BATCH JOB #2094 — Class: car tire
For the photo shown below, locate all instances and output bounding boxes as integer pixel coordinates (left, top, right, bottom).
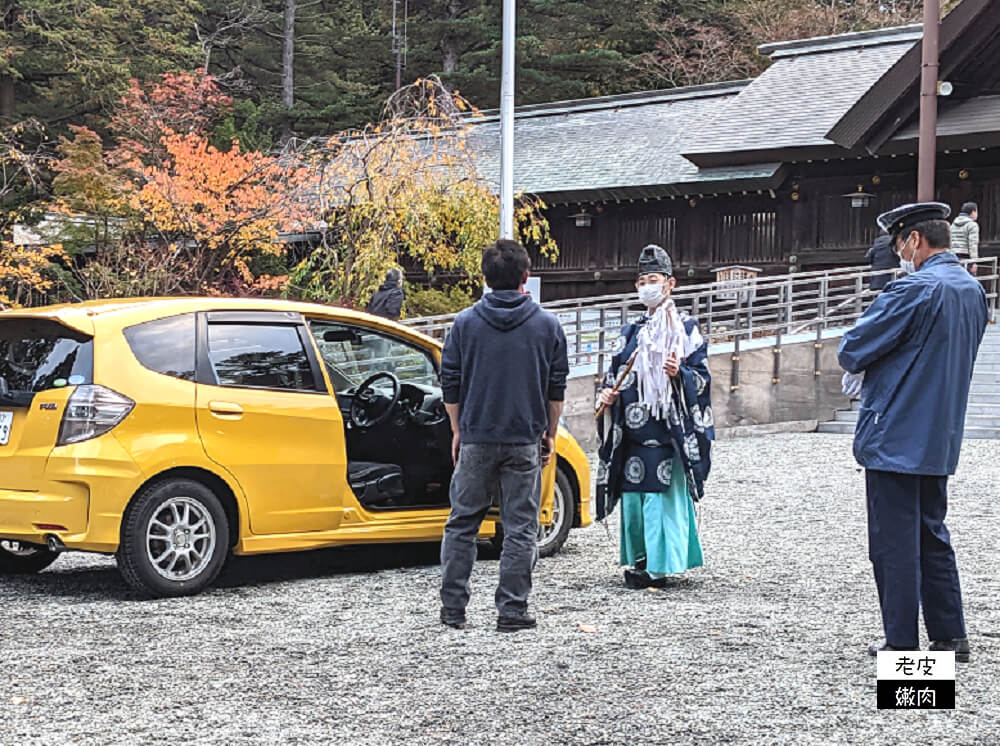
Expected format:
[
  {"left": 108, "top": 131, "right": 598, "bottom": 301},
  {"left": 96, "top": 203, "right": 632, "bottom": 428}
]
[
  {"left": 117, "top": 479, "right": 229, "bottom": 598},
  {"left": 491, "top": 467, "right": 575, "bottom": 558},
  {"left": 0, "top": 540, "right": 59, "bottom": 574}
]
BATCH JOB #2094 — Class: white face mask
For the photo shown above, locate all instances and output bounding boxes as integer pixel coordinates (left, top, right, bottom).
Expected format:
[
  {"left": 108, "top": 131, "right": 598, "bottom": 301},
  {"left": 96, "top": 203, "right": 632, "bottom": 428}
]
[
  {"left": 898, "top": 237, "right": 918, "bottom": 275},
  {"left": 638, "top": 283, "right": 667, "bottom": 308}
]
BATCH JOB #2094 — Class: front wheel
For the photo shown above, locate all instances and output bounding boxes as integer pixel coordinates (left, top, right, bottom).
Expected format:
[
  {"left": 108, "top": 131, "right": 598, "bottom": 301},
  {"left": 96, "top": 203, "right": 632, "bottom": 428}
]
[
  {"left": 0, "top": 540, "right": 59, "bottom": 574},
  {"left": 537, "top": 469, "right": 575, "bottom": 557},
  {"left": 117, "top": 479, "right": 230, "bottom": 598},
  {"left": 491, "top": 467, "right": 576, "bottom": 558}
]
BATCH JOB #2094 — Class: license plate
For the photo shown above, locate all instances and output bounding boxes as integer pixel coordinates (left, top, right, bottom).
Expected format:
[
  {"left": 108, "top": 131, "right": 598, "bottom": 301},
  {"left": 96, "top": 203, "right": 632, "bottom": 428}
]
[{"left": 0, "top": 411, "right": 12, "bottom": 446}]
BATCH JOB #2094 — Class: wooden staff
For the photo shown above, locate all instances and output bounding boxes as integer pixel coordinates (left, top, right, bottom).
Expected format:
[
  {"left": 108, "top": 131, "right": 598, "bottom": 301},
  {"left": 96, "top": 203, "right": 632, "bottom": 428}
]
[{"left": 594, "top": 349, "right": 639, "bottom": 419}]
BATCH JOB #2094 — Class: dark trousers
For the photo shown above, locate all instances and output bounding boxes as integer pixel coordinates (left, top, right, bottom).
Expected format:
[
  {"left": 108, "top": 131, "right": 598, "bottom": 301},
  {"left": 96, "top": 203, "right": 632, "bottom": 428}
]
[
  {"left": 865, "top": 470, "right": 966, "bottom": 647},
  {"left": 440, "top": 443, "right": 541, "bottom": 616}
]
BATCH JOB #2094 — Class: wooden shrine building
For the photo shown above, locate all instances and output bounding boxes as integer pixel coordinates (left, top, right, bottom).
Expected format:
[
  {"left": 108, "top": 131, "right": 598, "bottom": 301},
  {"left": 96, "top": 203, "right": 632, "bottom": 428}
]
[{"left": 470, "top": 0, "right": 1000, "bottom": 300}]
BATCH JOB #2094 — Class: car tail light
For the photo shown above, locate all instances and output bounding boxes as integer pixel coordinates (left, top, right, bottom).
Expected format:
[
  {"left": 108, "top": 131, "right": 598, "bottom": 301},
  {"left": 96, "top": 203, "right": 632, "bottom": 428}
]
[{"left": 57, "top": 385, "right": 134, "bottom": 446}]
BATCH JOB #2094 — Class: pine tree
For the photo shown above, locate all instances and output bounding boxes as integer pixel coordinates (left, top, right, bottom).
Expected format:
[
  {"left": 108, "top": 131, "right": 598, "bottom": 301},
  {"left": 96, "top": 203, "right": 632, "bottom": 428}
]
[{"left": 0, "top": 0, "right": 202, "bottom": 126}]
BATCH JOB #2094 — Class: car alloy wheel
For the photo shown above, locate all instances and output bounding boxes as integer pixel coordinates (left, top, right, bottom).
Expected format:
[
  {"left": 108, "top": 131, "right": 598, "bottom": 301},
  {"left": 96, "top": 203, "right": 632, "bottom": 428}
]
[
  {"left": 537, "top": 485, "right": 566, "bottom": 547},
  {"left": 145, "top": 496, "right": 218, "bottom": 582},
  {"left": 118, "top": 478, "right": 230, "bottom": 597},
  {"left": 536, "top": 468, "right": 575, "bottom": 557}
]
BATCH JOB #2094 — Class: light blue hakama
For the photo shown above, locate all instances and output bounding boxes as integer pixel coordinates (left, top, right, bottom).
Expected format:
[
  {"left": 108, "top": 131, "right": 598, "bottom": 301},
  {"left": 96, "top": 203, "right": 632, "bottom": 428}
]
[{"left": 619, "top": 459, "right": 703, "bottom": 575}]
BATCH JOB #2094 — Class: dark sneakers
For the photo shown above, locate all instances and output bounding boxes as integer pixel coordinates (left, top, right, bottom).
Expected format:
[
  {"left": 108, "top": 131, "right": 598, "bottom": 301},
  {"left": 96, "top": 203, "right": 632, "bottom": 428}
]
[
  {"left": 930, "top": 638, "right": 971, "bottom": 663},
  {"left": 497, "top": 610, "right": 537, "bottom": 632},
  {"left": 440, "top": 607, "right": 467, "bottom": 630},
  {"left": 442, "top": 607, "right": 537, "bottom": 632},
  {"left": 868, "top": 640, "right": 917, "bottom": 657}
]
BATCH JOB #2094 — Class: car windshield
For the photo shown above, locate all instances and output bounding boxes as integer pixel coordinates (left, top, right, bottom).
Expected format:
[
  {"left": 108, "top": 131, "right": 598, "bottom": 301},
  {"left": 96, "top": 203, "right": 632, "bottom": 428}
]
[{"left": 308, "top": 320, "right": 438, "bottom": 392}]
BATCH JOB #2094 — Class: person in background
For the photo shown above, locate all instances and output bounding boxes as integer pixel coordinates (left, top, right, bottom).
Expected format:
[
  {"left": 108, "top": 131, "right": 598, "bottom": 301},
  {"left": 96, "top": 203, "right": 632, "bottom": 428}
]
[
  {"left": 366, "top": 269, "right": 405, "bottom": 320},
  {"left": 839, "top": 202, "right": 988, "bottom": 662},
  {"left": 438, "top": 239, "right": 569, "bottom": 632},
  {"left": 595, "top": 245, "right": 713, "bottom": 589},
  {"left": 950, "top": 201, "right": 980, "bottom": 275},
  {"left": 866, "top": 230, "right": 899, "bottom": 292}
]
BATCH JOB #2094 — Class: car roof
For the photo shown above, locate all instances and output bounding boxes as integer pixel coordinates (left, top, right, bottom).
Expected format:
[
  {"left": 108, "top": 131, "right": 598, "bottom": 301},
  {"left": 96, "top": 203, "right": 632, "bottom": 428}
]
[{"left": 1, "top": 297, "right": 437, "bottom": 346}]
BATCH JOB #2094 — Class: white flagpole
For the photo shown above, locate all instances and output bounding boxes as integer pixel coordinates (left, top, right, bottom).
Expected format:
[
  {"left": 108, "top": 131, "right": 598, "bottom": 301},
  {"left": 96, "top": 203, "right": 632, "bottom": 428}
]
[{"left": 499, "top": 0, "right": 516, "bottom": 239}]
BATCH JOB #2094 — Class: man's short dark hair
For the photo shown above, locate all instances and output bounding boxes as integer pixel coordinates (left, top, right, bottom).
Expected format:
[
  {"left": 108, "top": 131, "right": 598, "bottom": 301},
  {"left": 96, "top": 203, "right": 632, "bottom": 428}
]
[
  {"left": 483, "top": 239, "right": 531, "bottom": 290},
  {"left": 961, "top": 201, "right": 978, "bottom": 215},
  {"left": 902, "top": 219, "right": 951, "bottom": 250},
  {"left": 385, "top": 268, "right": 402, "bottom": 283}
]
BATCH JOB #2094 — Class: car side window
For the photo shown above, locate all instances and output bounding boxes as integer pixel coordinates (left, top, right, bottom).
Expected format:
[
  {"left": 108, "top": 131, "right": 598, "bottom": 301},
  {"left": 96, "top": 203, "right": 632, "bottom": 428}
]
[
  {"left": 308, "top": 320, "right": 438, "bottom": 391},
  {"left": 207, "top": 323, "right": 317, "bottom": 392},
  {"left": 124, "top": 313, "right": 196, "bottom": 381}
]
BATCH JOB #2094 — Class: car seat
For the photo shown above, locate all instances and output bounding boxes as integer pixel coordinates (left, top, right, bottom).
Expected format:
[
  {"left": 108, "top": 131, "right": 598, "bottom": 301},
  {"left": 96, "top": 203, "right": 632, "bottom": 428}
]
[{"left": 347, "top": 462, "right": 405, "bottom": 508}]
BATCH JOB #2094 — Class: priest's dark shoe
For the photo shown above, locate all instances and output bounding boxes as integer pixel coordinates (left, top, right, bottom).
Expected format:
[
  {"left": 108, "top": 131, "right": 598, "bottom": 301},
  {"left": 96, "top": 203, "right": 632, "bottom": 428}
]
[
  {"left": 929, "top": 638, "right": 971, "bottom": 663},
  {"left": 624, "top": 569, "right": 651, "bottom": 589},
  {"left": 440, "top": 607, "right": 466, "bottom": 630},
  {"left": 868, "top": 640, "right": 917, "bottom": 657},
  {"left": 497, "top": 610, "right": 536, "bottom": 632}
]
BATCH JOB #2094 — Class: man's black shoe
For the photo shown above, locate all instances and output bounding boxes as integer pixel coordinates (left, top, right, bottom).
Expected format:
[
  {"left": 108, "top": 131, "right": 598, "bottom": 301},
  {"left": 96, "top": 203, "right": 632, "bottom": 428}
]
[
  {"left": 929, "top": 637, "right": 971, "bottom": 662},
  {"left": 440, "top": 607, "right": 466, "bottom": 630},
  {"left": 497, "top": 611, "right": 536, "bottom": 632},
  {"left": 868, "top": 640, "right": 917, "bottom": 657}
]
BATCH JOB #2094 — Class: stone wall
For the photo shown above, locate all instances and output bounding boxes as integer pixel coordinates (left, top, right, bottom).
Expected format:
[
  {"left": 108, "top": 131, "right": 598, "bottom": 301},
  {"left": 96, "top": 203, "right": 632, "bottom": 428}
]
[{"left": 562, "top": 334, "right": 851, "bottom": 452}]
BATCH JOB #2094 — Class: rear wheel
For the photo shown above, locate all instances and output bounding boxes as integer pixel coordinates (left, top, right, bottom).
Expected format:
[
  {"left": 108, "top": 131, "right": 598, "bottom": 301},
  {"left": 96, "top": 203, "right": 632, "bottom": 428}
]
[
  {"left": 117, "top": 479, "right": 229, "bottom": 598},
  {"left": 0, "top": 540, "right": 59, "bottom": 574}
]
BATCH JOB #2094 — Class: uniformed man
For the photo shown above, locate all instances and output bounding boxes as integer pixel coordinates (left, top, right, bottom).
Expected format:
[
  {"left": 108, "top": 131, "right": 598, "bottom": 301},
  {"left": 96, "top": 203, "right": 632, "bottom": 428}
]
[{"left": 839, "top": 202, "right": 989, "bottom": 662}]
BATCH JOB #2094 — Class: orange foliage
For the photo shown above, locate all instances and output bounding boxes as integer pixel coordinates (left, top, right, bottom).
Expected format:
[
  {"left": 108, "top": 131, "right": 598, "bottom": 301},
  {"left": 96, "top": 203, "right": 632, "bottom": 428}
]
[{"left": 48, "top": 72, "right": 309, "bottom": 298}]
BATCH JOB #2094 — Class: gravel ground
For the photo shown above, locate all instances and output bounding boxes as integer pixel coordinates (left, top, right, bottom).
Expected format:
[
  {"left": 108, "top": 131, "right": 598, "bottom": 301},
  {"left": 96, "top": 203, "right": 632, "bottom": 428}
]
[{"left": 2, "top": 433, "right": 998, "bottom": 745}]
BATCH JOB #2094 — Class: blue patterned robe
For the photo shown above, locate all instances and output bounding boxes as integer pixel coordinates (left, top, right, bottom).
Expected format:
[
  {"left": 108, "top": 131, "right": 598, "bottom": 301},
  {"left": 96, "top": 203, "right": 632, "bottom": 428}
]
[{"left": 596, "top": 314, "right": 714, "bottom": 520}]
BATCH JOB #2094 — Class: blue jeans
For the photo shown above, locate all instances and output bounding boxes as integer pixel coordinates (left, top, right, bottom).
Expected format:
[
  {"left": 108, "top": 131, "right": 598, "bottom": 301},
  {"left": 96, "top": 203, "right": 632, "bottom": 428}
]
[{"left": 440, "top": 443, "right": 541, "bottom": 616}]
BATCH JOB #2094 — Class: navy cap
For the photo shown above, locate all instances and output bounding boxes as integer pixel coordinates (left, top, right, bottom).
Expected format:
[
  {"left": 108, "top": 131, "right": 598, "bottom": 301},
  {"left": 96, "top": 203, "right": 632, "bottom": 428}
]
[
  {"left": 638, "top": 244, "right": 673, "bottom": 277},
  {"left": 876, "top": 202, "right": 951, "bottom": 237}
]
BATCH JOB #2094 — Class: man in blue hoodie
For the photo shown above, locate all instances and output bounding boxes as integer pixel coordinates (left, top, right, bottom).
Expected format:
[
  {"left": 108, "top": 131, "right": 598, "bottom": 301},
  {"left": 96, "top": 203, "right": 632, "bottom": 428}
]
[{"left": 439, "top": 239, "right": 569, "bottom": 632}]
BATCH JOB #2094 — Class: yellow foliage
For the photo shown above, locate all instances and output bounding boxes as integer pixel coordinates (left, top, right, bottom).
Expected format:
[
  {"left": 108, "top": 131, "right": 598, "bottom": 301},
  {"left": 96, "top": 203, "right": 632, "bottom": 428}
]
[
  {"left": 0, "top": 240, "right": 67, "bottom": 309},
  {"left": 290, "top": 77, "right": 558, "bottom": 308}
]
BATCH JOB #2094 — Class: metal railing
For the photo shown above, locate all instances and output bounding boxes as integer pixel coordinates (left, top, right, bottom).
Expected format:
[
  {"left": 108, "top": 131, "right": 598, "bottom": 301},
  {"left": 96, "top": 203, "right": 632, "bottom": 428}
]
[{"left": 405, "top": 257, "right": 999, "bottom": 377}]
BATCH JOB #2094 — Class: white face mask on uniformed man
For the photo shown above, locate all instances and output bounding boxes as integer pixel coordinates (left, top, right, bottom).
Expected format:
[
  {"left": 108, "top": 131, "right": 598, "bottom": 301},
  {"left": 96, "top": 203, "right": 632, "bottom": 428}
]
[{"left": 897, "top": 235, "right": 918, "bottom": 275}]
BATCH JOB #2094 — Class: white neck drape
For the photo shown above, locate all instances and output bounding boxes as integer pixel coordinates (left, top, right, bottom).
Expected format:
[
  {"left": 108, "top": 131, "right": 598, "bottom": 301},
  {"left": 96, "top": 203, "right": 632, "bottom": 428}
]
[{"left": 635, "top": 300, "right": 692, "bottom": 419}]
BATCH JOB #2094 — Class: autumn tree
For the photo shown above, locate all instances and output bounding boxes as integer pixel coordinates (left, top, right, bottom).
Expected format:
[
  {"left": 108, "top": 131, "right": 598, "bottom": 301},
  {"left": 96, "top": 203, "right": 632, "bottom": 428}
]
[
  {"left": 50, "top": 71, "right": 309, "bottom": 299},
  {"left": 288, "top": 77, "right": 557, "bottom": 308},
  {"left": 0, "top": 119, "right": 65, "bottom": 308}
]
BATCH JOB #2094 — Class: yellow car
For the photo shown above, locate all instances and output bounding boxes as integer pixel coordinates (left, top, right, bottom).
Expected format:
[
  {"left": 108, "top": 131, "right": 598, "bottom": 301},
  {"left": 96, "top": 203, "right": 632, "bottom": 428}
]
[{"left": 0, "top": 298, "right": 591, "bottom": 597}]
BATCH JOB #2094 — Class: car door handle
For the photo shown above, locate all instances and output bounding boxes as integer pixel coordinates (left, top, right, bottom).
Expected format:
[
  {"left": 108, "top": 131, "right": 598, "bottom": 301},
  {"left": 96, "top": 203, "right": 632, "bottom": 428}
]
[{"left": 209, "top": 401, "right": 244, "bottom": 418}]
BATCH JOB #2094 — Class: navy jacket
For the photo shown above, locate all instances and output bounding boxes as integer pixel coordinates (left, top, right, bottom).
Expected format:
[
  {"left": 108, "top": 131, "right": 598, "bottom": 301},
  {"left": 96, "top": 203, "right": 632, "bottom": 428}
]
[
  {"left": 440, "top": 290, "right": 569, "bottom": 445},
  {"left": 866, "top": 234, "right": 899, "bottom": 291},
  {"left": 367, "top": 282, "right": 404, "bottom": 320},
  {"left": 838, "top": 252, "right": 989, "bottom": 475}
]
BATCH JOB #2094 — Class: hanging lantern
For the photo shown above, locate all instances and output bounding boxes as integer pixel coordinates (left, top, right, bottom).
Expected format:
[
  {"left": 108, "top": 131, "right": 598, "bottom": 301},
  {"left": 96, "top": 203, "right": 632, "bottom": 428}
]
[{"left": 843, "top": 184, "right": 875, "bottom": 209}]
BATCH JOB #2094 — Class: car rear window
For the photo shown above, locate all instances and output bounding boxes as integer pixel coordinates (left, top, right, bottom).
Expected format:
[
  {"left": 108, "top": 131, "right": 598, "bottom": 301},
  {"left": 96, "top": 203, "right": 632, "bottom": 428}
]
[
  {"left": 124, "top": 313, "right": 196, "bottom": 381},
  {"left": 0, "top": 318, "right": 93, "bottom": 396}
]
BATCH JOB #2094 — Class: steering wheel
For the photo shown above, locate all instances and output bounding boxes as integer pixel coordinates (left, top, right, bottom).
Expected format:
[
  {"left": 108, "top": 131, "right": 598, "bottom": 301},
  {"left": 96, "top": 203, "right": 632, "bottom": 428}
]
[{"left": 350, "top": 372, "right": 401, "bottom": 429}]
